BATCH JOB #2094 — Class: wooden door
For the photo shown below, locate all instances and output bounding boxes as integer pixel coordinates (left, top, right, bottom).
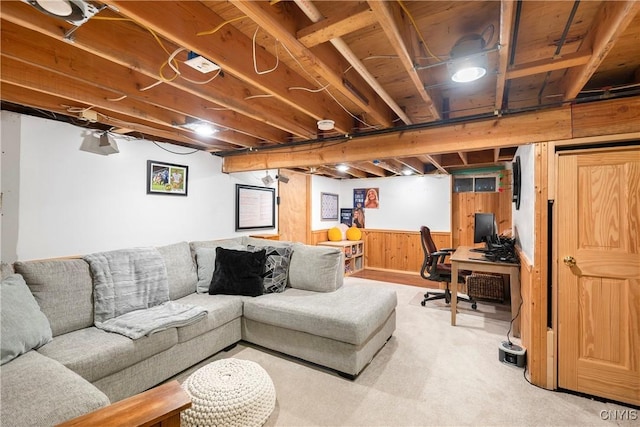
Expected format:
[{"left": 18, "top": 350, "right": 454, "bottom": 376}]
[
  {"left": 557, "top": 147, "right": 640, "bottom": 406},
  {"left": 277, "top": 169, "right": 309, "bottom": 243}
]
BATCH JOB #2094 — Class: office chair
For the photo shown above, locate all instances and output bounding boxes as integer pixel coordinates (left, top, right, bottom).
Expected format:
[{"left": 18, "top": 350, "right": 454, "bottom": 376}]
[{"left": 419, "top": 226, "right": 477, "bottom": 310}]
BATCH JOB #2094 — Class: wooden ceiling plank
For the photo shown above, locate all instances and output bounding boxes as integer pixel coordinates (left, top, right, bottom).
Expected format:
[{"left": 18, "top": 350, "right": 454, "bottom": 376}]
[
  {"left": 368, "top": 0, "right": 440, "bottom": 121},
  {"left": 507, "top": 50, "right": 592, "bottom": 80},
  {"left": 104, "top": 0, "right": 354, "bottom": 133},
  {"left": 222, "top": 106, "right": 574, "bottom": 172},
  {"left": 0, "top": 56, "right": 245, "bottom": 148},
  {"left": 1, "top": 2, "right": 317, "bottom": 140},
  {"left": 493, "top": 148, "right": 500, "bottom": 163},
  {"left": 424, "top": 155, "right": 448, "bottom": 174},
  {"left": 297, "top": 3, "right": 377, "bottom": 48},
  {"left": 1, "top": 82, "right": 232, "bottom": 151},
  {"left": 395, "top": 157, "right": 425, "bottom": 175},
  {"left": 375, "top": 160, "right": 403, "bottom": 175},
  {"left": 562, "top": 0, "right": 640, "bottom": 100},
  {"left": 458, "top": 152, "right": 469, "bottom": 165},
  {"left": 230, "top": 0, "right": 394, "bottom": 128},
  {"left": 1, "top": 21, "right": 277, "bottom": 148},
  {"left": 495, "top": 0, "right": 516, "bottom": 113},
  {"left": 350, "top": 162, "right": 388, "bottom": 177}
]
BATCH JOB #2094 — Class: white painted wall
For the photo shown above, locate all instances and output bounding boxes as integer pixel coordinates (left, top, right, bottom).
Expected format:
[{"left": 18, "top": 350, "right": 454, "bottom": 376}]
[
  {"left": 512, "top": 144, "right": 535, "bottom": 263},
  {"left": 311, "top": 174, "right": 451, "bottom": 232},
  {"left": 1, "top": 112, "right": 276, "bottom": 261}
]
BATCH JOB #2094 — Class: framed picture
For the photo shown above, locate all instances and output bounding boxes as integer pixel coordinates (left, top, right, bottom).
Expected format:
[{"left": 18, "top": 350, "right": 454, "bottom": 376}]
[
  {"left": 321, "top": 192, "right": 339, "bottom": 221},
  {"left": 147, "top": 160, "right": 188, "bottom": 196},
  {"left": 236, "top": 184, "right": 276, "bottom": 230}
]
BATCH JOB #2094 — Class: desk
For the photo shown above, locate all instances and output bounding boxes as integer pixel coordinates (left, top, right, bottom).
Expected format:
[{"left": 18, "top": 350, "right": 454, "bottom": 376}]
[{"left": 450, "top": 246, "right": 521, "bottom": 337}]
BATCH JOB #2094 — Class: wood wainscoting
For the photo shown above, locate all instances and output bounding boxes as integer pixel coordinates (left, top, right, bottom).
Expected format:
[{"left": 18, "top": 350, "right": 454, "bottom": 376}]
[{"left": 311, "top": 228, "right": 452, "bottom": 274}]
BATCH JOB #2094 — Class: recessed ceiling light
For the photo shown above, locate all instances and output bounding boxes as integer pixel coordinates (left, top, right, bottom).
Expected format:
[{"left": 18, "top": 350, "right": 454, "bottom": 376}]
[
  {"left": 177, "top": 118, "right": 217, "bottom": 137},
  {"left": 402, "top": 169, "right": 413, "bottom": 176},
  {"left": 448, "top": 34, "right": 488, "bottom": 83},
  {"left": 336, "top": 164, "right": 349, "bottom": 172}
]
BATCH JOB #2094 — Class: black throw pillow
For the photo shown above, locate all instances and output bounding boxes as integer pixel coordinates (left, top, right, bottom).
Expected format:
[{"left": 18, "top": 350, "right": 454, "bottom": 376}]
[{"left": 209, "top": 247, "right": 266, "bottom": 297}]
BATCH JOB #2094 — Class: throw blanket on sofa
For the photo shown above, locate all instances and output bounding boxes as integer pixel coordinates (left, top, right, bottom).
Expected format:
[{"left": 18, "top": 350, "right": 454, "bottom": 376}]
[{"left": 84, "top": 248, "right": 206, "bottom": 339}]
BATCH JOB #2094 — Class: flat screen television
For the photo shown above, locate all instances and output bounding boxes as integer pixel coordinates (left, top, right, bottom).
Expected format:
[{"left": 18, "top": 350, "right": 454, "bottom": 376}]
[{"left": 473, "top": 212, "right": 500, "bottom": 249}]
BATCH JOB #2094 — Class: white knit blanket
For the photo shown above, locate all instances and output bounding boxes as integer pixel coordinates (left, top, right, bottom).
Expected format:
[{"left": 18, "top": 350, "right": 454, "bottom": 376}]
[{"left": 84, "top": 247, "right": 207, "bottom": 339}]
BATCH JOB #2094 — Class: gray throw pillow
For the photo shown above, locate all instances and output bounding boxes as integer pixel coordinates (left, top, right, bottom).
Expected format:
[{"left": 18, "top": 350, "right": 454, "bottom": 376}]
[
  {"left": 1, "top": 274, "right": 53, "bottom": 365},
  {"left": 248, "top": 244, "right": 293, "bottom": 293}
]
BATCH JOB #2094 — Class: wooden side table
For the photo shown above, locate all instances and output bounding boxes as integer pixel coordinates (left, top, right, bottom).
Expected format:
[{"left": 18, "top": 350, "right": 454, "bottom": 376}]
[
  {"left": 57, "top": 381, "right": 191, "bottom": 427},
  {"left": 318, "top": 240, "right": 364, "bottom": 276}
]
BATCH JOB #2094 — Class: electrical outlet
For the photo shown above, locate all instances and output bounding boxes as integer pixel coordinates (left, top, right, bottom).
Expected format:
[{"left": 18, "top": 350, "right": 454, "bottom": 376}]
[{"left": 184, "top": 56, "right": 220, "bottom": 74}]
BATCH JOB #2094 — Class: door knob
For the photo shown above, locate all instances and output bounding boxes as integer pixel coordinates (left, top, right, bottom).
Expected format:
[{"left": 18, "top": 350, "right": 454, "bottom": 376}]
[{"left": 563, "top": 256, "right": 576, "bottom": 267}]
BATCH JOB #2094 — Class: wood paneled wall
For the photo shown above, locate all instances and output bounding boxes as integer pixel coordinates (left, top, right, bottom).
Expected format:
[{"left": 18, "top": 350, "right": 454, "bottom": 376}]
[
  {"left": 452, "top": 170, "right": 513, "bottom": 247},
  {"left": 311, "top": 228, "right": 451, "bottom": 274}
]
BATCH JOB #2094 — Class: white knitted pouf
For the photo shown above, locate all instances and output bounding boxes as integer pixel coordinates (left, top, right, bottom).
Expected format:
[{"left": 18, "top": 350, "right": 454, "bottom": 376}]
[{"left": 181, "top": 358, "right": 276, "bottom": 427}]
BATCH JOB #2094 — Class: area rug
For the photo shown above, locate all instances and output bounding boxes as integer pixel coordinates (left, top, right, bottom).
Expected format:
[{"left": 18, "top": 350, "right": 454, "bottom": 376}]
[{"left": 409, "top": 290, "right": 513, "bottom": 323}]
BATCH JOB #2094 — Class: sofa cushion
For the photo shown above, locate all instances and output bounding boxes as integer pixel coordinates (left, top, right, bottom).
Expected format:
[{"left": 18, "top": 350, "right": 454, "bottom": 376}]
[
  {"left": 248, "top": 244, "right": 293, "bottom": 293},
  {"left": 1, "top": 274, "right": 53, "bottom": 365},
  {"left": 288, "top": 243, "right": 343, "bottom": 292},
  {"left": 194, "top": 243, "right": 245, "bottom": 293},
  {"left": 37, "top": 327, "right": 178, "bottom": 383},
  {"left": 209, "top": 248, "right": 266, "bottom": 297},
  {"left": 157, "top": 241, "right": 198, "bottom": 300},
  {"left": 173, "top": 293, "right": 245, "bottom": 343},
  {"left": 243, "top": 283, "right": 397, "bottom": 345},
  {"left": 14, "top": 259, "right": 94, "bottom": 337},
  {"left": 0, "top": 351, "right": 110, "bottom": 427}
]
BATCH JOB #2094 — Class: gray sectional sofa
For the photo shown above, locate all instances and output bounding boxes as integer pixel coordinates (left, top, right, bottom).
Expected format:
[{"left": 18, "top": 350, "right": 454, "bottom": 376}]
[{"left": 0, "top": 236, "right": 397, "bottom": 427}]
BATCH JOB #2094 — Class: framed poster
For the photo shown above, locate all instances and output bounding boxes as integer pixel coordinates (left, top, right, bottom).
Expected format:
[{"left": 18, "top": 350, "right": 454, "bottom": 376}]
[
  {"left": 236, "top": 184, "right": 276, "bottom": 230},
  {"left": 353, "top": 188, "right": 366, "bottom": 208},
  {"left": 340, "top": 208, "right": 353, "bottom": 226},
  {"left": 147, "top": 160, "right": 188, "bottom": 196},
  {"left": 320, "top": 192, "right": 339, "bottom": 221}
]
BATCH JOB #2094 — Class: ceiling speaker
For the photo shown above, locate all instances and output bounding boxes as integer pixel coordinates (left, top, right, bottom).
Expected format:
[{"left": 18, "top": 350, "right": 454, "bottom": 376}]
[
  {"left": 24, "top": 0, "right": 100, "bottom": 25},
  {"left": 80, "top": 132, "right": 119, "bottom": 155}
]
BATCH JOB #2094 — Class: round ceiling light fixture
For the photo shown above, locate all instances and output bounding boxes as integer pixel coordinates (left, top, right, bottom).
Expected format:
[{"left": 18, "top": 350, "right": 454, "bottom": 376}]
[
  {"left": 448, "top": 34, "right": 488, "bottom": 83},
  {"left": 317, "top": 119, "right": 335, "bottom": 131}
]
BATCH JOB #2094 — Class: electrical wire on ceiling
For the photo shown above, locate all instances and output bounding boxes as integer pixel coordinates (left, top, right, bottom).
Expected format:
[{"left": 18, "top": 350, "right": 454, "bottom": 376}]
[
  {"left": 252, "top": 27, "right": 280, "bottom": 75},
  {"left": 396, "top": 0, "right": 441, "bottom": 62}
]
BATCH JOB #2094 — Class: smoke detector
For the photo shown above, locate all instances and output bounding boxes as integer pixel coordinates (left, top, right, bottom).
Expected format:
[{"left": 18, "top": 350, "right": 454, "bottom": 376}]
[{"left": 317, "top": 120, "right": 335, "bottom": 131}]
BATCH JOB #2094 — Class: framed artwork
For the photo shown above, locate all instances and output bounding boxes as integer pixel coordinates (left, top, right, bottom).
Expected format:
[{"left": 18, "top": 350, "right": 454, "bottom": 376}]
[
  {"left": 236, "top": 184, "right": 276, "bottom": 230},
  {"left": 147, "top": 160, "right": 188, "bottom": 196},
  {"left": 320, "top": 192, "right": 339, "bottom": 221}
]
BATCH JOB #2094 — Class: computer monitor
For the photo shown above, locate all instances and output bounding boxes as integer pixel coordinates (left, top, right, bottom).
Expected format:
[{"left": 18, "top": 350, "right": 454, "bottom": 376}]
[{"left": 473, "top": 213, "right": 499, "bottom": 249}]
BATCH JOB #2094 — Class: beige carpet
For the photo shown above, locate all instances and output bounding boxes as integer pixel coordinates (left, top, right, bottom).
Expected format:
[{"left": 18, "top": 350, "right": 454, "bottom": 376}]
[{"left": 170, "top": 278, "right": 635, "bottom": 426}]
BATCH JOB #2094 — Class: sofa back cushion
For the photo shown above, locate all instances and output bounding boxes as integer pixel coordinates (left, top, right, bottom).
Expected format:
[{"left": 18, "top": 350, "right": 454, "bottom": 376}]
[
  {"left": 190, "top": 238, "right": 245, "bottom": 293},
  {"left": 13, "top": 259, "right": 94, "bottom": 337},
  {"left": 157, "top": 242, "right": 198, "bottom": 300},
  {"left": 288, "top": 243, "right": 343, "bottom": 292},
  {"left": 1, "top": 274, "right": 53, "bottom": 364}
]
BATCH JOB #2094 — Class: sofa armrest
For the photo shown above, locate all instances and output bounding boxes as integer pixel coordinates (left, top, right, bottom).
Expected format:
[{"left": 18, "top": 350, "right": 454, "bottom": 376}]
[{"left": 56, "top": 381, "right": 190, "bottom": 427}]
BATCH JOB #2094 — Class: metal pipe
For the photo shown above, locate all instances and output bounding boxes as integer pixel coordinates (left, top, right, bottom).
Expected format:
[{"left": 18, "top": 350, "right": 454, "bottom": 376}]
[{"left": 293, "top": 0, "right": 412, "bottom": 125}]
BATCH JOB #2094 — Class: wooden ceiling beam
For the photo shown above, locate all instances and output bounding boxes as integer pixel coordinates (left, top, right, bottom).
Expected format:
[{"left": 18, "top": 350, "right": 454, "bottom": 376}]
[
  {"left": 1, "top": 2, "right": 317, "bottom": 140},
  {"left": 375, "top": 160, "right": 403, "bottom": 175},
  {"left": 506, "top": 50, "right": 592, "bottom": 80},
  {"left": 0, "top": 82, "right": 232, "bottom": 150},
  {"left": 367, "top": 0, "right": 440, "bottom": 121},
  {"left": 0, "top": 54, "right": 262, "bottom": 149},
  {"left": 395, "top": 157, "right": 425, "bottom": 175},
  {"left": 229, "top": 0, "right": 394, "bottom": 128},
  {"left": 105, "top": 0, "right": 354, "bottom": 134},
  {"left": 1, "top": 21, "right": 278, "bottom": 148},
  {"left": 495, "top": 0, "right": 516, "bottom": 113},
  {"left": 562, "top": 0, "right": 640, "bottom": 100},
  {"left": 297, "top": 3, "right": 376, "bottom": 48},
  {"left": 457, "top": 152, "right": 469, "bottom": 165},
  {"left": 222, "top": 106, "right": 574, "bottom": 172},
  {"left": 424, "top": 155, "right": 448, "bottom": 174},
  {"left": 341, "top": 166, "right": 370, "bottom": 179},
  {"left": 350, "top": 162, "right": 388, "bottom": 177}
]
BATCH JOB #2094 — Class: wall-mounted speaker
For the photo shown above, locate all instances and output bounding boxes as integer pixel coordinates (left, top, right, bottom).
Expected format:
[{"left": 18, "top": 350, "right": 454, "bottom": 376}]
[{"left": 80, "top": 132, "right": 119, "bottom": 155}]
